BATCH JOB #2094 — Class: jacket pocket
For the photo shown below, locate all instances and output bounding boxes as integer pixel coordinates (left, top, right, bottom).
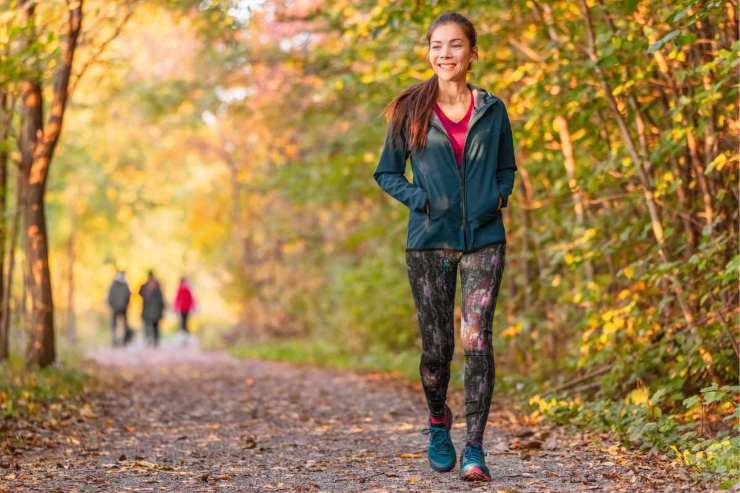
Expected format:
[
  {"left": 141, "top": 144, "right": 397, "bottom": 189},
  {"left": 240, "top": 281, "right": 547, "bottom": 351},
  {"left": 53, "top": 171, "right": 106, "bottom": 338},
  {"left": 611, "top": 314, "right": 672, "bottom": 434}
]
[
  {"left": 427, "top": 194, "right": 456, "bottom": 221},
  {"left": 469, "top": 181, "right": 501, "bottom": 227},
  {"left": 474, "top": 204, "right": 501, "bottom": 228}
]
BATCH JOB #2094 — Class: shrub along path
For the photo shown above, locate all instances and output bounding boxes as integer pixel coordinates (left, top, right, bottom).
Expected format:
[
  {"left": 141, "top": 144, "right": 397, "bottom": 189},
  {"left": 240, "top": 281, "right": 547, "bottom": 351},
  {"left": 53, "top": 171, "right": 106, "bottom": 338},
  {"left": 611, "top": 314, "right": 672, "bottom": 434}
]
[{"left": 1, "top": 341, "right": 714, "bottom": 492}]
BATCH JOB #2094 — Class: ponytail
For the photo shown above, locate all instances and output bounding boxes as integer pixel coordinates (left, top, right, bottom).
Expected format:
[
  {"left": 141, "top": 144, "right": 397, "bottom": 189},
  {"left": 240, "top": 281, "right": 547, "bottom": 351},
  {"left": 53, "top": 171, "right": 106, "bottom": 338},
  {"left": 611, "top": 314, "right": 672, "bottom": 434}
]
[{"left": 384, "top": 75, "right": 439, "bottom": 151}]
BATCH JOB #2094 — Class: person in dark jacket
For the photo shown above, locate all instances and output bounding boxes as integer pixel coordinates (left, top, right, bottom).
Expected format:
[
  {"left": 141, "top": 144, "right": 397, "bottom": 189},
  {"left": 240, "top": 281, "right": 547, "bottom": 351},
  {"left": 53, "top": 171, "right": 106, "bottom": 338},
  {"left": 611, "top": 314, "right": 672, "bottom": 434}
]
[
  {"left": 107, "top": 271, "right": 131, "bottom": 347},
  {"left": 139, "top": 270, "right": 165, "bottom": 347},
  {"left": 373, "top": 13, "right": 516, "bottom": 482}
]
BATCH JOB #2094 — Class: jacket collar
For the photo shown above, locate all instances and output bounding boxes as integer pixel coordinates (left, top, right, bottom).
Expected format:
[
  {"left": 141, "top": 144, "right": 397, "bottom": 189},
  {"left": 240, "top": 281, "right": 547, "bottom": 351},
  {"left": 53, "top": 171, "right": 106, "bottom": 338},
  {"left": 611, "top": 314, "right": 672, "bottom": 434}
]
[
  {"left": 468, "top": 84, "right": 499, "bottom": 116},
  {"left": 430, "top": 84, "right": 499, "bottom": 133}
]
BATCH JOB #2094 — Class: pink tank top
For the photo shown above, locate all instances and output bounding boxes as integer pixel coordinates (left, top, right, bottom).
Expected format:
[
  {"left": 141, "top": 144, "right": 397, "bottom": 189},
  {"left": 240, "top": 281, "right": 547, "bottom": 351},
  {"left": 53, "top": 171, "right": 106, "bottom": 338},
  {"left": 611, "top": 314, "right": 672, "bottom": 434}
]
[{"left": 433, "top": 92, "right": 474, "bottom": 167}]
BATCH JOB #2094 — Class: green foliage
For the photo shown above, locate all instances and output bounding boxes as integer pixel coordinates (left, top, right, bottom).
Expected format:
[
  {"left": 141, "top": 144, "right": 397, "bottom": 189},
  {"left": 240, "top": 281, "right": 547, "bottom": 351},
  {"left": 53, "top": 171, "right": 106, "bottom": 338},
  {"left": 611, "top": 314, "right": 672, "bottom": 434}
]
[
  {"left": 324, "top": 242, "right": 416, "bottom": 352},
  {"left": 0, "top": 356, "right": 89, "bottom": 424},
  {"left": 530, "top": 384, "right": 740, "bottom": 481}
]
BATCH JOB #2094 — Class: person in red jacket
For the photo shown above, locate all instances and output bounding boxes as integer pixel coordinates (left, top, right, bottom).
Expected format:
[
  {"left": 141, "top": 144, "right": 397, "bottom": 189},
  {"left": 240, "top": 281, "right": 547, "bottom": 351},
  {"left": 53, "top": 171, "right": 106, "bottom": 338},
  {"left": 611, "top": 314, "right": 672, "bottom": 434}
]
[{"left": 173, "top": 277, "right": 196, "bottom": 334}]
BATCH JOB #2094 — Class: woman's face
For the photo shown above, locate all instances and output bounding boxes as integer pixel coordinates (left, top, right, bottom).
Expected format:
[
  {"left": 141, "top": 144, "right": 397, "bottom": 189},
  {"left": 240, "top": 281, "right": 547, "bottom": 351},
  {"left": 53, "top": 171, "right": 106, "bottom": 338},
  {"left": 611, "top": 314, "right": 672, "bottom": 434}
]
[{"left": 427, "top": 23, "right": 476, "bottom": 82}]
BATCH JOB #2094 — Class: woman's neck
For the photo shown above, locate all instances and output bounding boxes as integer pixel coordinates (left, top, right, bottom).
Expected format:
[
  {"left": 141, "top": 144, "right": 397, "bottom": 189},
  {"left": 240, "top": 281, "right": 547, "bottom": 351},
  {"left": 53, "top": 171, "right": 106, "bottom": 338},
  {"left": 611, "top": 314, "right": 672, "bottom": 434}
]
[{"left": 436, "top": 78, "right": 470, "bottom": 104}]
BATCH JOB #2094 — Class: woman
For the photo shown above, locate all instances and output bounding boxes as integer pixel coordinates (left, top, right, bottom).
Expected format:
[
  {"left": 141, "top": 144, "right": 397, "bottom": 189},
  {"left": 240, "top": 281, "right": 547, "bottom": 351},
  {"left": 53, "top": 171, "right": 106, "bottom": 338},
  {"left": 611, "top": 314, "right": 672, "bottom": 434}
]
[
  {"left": 173, "top": 277, "right": 196, "bottom": 334},
  {"left": 373, "top": 12, "right": 516, "bottom": 482}
]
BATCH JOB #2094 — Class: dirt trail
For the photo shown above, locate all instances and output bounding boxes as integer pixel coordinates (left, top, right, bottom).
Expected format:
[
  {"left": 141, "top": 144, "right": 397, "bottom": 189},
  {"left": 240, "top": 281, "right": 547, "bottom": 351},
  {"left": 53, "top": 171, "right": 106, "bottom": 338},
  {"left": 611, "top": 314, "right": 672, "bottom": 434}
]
[{"left": 1, "top": 339, "right": 712, "bottom": 492}]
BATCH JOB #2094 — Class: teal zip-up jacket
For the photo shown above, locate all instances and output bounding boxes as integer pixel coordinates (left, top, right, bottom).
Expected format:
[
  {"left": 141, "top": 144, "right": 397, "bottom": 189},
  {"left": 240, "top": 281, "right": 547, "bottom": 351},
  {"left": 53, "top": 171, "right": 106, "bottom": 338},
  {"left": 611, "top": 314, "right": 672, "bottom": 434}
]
[{"left": 374, "top": 85, "right": 517, "bottom": 251}]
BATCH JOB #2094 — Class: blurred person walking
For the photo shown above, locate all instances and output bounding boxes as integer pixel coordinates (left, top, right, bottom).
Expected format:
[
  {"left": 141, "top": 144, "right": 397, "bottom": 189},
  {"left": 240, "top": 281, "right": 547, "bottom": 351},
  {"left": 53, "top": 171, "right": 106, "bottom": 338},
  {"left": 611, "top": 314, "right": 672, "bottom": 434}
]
[
  {"left": 139, "top": 271, "right": 165, "bottom": 347},
  {"left": 173, "top": 277, "right": 196, "bottom": 335},
  {"left": 107, "top": 270, "right": 132, "bottom": 347},
  {"left": 373, "top": 12, "right": 516, "bottom": 482}
]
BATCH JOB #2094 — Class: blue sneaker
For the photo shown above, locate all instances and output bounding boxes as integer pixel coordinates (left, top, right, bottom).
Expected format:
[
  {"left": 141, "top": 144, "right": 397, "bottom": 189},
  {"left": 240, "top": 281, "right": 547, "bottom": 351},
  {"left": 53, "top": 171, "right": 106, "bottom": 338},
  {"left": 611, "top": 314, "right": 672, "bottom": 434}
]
[
  {"left": 459, "top": 442, "right": 491, "bottom": 481},
  {"left": 426, "top": 405, "right": 456, "bottom": 472}
]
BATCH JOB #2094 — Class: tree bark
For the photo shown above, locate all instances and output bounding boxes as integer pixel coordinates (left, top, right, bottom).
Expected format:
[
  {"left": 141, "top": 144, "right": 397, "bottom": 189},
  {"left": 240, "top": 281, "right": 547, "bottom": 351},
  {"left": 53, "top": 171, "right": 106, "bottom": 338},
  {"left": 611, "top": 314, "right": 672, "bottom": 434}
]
[
  {"left": 725, "top": 0, "right": 739, "bottom": 44},
  {"left": 65, "top": 224, "right": 76, "bottom": 344},
  {"left": 0, "top": 91, "right": 8, "bottom": 360},
  {"left": 20, "top": 0, "right": 83, "bottom": 367},
  {"left": 517, "top": 165, "right": 544, "bottom": 297},
  {"left": 553, "top": 115, "right": 594, "bottom": 281},
  {"left": 1, "top": 170, "right": 22, "bottom": 356}
]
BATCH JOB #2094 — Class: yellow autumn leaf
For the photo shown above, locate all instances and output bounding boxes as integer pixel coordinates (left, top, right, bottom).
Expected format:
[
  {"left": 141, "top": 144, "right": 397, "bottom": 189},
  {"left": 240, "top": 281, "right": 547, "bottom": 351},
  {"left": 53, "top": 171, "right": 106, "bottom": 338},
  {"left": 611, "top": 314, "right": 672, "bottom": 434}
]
[
  {"left": 399, "top": 453, "right": 422, "bottom": 459},
  {"left": 551, "top": 274, "right": 561, "bottom": 287},
  {"left": 626, "top": 387, "right": 649, "bottom": 406}
]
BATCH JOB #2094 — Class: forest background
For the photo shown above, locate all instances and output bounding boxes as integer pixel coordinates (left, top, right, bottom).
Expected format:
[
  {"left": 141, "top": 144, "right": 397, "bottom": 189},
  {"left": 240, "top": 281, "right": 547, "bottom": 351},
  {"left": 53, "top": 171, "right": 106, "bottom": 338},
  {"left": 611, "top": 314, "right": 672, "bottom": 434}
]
[{"left": 0, "top": 0, "right": 737, "bottom": 483}]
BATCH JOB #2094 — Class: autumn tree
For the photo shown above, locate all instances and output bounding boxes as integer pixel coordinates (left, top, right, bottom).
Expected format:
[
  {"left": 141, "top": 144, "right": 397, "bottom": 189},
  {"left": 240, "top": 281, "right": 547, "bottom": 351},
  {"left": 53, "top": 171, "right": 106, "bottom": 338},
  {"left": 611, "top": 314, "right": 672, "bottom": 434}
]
[{"left": 17, "top": 0, "right": 83, "bottom": 366}]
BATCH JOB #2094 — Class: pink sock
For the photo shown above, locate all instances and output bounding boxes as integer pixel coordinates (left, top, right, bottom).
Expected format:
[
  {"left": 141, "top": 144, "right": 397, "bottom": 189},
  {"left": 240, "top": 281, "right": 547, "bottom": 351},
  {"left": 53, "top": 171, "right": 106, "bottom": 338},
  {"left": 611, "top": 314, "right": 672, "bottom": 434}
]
[{"left": 430, "top": 406, "right": 451, "bottom": 426}]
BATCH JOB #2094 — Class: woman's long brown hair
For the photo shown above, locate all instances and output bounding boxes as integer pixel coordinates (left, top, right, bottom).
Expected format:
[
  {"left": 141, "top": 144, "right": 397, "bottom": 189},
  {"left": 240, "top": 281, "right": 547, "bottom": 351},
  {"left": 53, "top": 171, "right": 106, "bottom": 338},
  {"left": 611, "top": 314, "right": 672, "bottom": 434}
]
[{"left": 384, "top": 12, "right": 477, "bottom": 151}]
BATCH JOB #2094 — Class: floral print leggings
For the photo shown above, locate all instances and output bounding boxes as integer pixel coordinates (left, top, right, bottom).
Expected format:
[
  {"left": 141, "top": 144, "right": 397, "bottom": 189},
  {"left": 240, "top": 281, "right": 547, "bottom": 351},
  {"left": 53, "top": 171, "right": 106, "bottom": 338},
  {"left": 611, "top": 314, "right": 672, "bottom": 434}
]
[{"left": 405, "top": 242, "right": 506, "bottom": 445}]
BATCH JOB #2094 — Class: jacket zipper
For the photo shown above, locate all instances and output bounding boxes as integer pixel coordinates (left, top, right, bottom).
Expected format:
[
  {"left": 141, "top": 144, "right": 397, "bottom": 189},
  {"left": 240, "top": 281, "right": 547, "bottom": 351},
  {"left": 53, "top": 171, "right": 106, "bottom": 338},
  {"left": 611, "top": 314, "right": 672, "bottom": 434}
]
[
  {"left": 431, "top": 96, "right": 497, "bottom": 250},
  {"left": 463, "top": 97, "right": 499, "bottom": 249}
]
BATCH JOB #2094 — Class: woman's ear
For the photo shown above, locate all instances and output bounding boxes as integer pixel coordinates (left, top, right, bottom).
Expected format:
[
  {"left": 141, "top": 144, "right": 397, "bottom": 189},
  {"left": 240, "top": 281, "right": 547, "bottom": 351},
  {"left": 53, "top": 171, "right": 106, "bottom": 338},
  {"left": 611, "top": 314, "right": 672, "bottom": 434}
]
[{"left": 468, "top": 47, "right": 479, "bottom": 71}]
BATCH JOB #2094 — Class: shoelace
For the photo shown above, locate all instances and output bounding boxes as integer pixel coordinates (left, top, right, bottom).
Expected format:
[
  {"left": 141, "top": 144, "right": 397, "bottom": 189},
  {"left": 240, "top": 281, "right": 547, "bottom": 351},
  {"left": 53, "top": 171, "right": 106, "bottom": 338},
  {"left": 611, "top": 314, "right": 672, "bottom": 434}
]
[
  {"left": 464, "top": 444, "right": 485, "bottom": 464},
  {"left": 428, "top": 425, "right": 451, "bottom": 449}
]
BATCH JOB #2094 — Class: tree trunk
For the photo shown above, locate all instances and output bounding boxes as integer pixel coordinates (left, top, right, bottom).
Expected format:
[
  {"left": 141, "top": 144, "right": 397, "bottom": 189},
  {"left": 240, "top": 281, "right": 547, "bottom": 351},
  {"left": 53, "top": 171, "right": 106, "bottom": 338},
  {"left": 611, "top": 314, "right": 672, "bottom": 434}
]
[
  {"left": 22, "top": 184, "right": 54, "bottom": 366},
  {"left": 553, "top": 115, "right": 594, "bottom": 281},
  {"left": 1, "top": 170, "right": 22, "bottom": 356},
  {"left": 20, "top": 0, "right": 83, "bottom": 367},
  {"left": 725, "top": 0, "right": 739, "bottom": 44},
  {"left": 0, "top": 91, "right": 8, "bottom": 360},
  {"left": 671, "top": 156, "right": 698, "bottom": 253},
  {"left": 518, "top": 178, "right": 532, "bottom": 313},
  {"left": 65, "top": 225, "right": 76, "bottom": 344}
]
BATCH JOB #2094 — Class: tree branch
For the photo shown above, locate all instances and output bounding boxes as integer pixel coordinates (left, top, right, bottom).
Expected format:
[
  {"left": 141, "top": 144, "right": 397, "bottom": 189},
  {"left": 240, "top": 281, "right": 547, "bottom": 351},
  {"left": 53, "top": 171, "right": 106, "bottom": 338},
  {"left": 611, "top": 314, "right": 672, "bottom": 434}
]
[
  {"left": 37, "top": 0, "right": 83, "bottom": 187},
  {"left": 69, "top": 2, "right": 135, "bottom": 95}
]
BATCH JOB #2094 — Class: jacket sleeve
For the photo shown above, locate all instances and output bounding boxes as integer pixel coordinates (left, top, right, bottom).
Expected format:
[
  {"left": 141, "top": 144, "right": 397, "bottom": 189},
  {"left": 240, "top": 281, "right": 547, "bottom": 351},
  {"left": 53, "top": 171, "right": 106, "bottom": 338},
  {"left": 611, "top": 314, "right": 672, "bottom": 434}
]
[
  {"left": 373, "top": 126, "right": 428, "bottom": 212},
  {"left": 496, "top": 104, "right": 517, "bottom": 208}
]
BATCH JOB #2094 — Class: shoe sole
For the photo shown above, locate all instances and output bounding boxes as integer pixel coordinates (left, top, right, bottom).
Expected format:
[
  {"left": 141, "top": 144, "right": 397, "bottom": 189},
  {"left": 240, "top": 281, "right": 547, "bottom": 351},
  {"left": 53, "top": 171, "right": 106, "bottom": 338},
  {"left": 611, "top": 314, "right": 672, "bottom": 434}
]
[
  {"left": 460, "top": 466, "right": 491, "bottom": 481},
  {"left": 429, "top": 456, "right": 456, "bottom": 473}
]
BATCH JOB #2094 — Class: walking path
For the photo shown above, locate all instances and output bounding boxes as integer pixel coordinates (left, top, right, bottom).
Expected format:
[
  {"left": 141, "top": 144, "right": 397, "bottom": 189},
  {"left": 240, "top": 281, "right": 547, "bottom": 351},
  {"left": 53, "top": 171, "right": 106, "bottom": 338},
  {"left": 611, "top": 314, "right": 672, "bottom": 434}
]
[{"left": 1, "top": 339, "right": 713, "bottom": 492}]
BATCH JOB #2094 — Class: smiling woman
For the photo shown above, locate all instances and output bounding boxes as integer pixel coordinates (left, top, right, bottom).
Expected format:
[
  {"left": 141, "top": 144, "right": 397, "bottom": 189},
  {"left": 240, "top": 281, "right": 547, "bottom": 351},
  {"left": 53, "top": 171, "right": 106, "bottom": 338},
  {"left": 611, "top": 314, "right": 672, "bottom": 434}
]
[{"left": 373, "top": 11, "right": 517, "bottom": 484}]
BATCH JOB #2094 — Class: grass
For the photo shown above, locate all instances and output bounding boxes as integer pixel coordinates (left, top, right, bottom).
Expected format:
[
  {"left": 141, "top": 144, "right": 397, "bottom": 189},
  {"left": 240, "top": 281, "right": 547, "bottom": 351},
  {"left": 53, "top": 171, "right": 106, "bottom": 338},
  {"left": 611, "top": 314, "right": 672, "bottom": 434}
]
[
  {"left": 230, "top": 338, "right": 422, "bottom": 382},
  {"left": 0, "top": 355, "right": 91, "bottom": 447},
  {"left": 229, "top": 337, "right": 531, "bottom": 395}
]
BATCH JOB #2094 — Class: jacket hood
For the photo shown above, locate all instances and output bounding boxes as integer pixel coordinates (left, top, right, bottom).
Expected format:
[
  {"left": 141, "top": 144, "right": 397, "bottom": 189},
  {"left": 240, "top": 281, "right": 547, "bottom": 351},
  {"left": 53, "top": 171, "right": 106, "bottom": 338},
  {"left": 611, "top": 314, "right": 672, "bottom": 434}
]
[{"left": 468, "top": 84, "right": 500, "bottom": 113}]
